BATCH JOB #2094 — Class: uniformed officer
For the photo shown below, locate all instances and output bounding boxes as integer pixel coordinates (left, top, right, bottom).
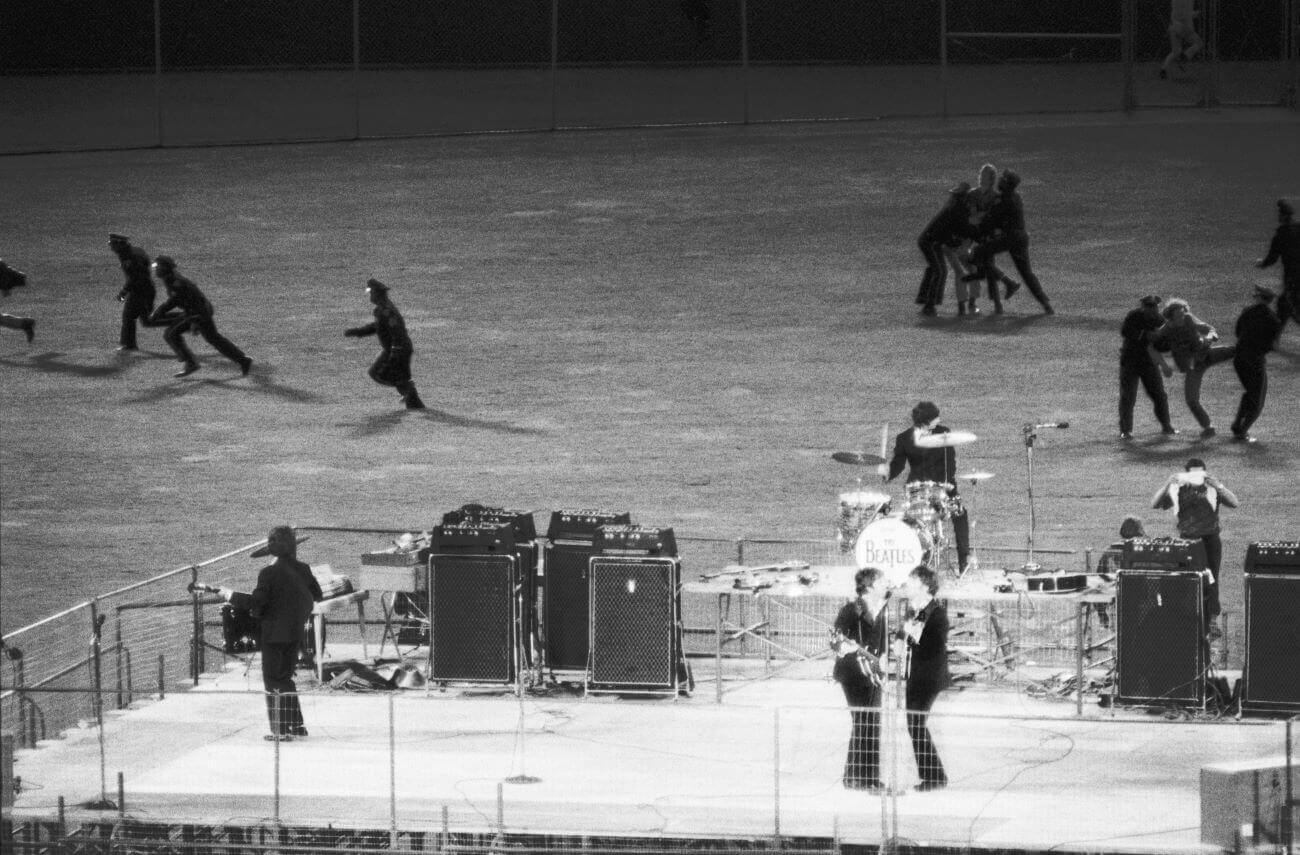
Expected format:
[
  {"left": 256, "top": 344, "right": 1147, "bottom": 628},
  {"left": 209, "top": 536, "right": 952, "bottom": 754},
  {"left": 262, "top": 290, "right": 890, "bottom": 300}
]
[
  {"left": 344, "top": 278, "right": 426, "bottom": 409},
  {"left": 147, "top": 255, "right": 252, "bottom": 378},
  {"left": 108, "top": 233, "right": 155, "bottom": 351},
  {"left": 1118, "top": 295, "right": 1176, "bottom": 440}
]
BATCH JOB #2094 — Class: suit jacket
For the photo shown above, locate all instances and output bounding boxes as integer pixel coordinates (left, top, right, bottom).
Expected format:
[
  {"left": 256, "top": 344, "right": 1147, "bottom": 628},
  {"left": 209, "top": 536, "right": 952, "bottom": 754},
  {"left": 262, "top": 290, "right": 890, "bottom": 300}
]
[
  {"left": 249, "top": 557, "right": 323, "bottom": 645},
  {"left": 903, "top": 599, "right": 950, "bottom": 688},
  {"left": 832, "top": 598, "right": 887, "bottom": 691},
  {"left": 887, "top": 426, "right": 958, "bottom": 486}
]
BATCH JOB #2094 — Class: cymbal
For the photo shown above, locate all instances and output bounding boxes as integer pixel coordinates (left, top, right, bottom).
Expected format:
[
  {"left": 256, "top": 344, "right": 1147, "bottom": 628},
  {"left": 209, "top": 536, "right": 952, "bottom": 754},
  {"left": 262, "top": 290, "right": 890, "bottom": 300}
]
[
  {"left": 915, "top": 430, "right": 977, "bottom": 449},
  {"left": 959, "top": 471, "right": 995, "bottom": 482},
  {"left": 831, "top": 451, "right": 885, "bottom": 466}
]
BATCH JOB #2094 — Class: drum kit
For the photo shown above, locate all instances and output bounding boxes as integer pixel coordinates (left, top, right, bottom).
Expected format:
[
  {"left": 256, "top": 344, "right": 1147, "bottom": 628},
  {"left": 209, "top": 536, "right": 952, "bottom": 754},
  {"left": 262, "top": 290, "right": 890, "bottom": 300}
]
[{"left": 832, "top": 431, "right": 990, "bottom": 583}]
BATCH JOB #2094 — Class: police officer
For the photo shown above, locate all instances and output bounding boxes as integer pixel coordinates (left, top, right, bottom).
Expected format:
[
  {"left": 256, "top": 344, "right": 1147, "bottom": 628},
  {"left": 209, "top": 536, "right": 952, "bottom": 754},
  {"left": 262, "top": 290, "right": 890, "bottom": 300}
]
[
  {"left": 1119, "top": 295, "right": 1176, "bottom": 440},
  {"left": 147, "top": 255, "right": 252, "bottom": 378},
  {"left": 915, "top": 181, "right": 976, "bottom": 317},
  {"left": 247, "top": 526, "right": 322, "bottom": 741},
  {"left": 1, "top": 259, "right": 35, "bottom": 342},
  {"left": 1256, "top": 199, "right": 1300, "bottom": 329},
  {"left": 969, "top": 169, "right": 1054, "bottom": 315},
  {"left": 108, "top": 234, "right": 155, "bottom": 351},
  {"left": 1229, "top": 285, "right": 1283, "bottom": 443},
  {"left": 344, "top": 278, "right": 426, "bottom": 409}
]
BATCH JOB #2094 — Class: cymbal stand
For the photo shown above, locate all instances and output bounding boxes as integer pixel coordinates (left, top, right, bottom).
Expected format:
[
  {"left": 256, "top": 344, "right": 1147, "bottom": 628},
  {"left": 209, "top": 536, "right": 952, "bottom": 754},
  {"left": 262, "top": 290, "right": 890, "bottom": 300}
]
[
  {"left": 1022, "top": 425, "right": 1040, "bottom": 572},
  {"left": 962, "top": 478, "right": 981, "bottom": 578}
]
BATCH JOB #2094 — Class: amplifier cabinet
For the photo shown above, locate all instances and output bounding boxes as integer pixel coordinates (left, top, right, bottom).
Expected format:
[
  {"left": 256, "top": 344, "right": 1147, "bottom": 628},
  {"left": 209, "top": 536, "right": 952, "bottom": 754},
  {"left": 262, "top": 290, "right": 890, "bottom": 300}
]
[
  {"left": 1116, "top": 570, "right": 1204, "bottom": 706},
  {"left": 587, "top": 556, "right": 680, "bottom": 696},
  {"left": 1244, "top": 541, "right": 1300, "bottom": 576},
  {"left": 428, "top": 553, "right": 517, "bottom": 684},
  {"left": 1121, "top": 537, "right": 1207, "bottom": 572},
  {"left": 543, "top": 541, "right": 596, "bottom": 672},
  {"left": 1243, "top": 573, "right": 1300, "bottom": 715}
]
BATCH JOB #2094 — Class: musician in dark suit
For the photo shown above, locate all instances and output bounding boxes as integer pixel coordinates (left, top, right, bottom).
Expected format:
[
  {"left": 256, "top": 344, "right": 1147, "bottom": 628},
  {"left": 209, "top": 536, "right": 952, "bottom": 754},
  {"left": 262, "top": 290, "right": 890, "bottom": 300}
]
[
  {"left": 831, "top": 567, "right": 890, "bottom": 791},
  {"left": 879, "top": 401, "right": 971, "bottom": 573},
  {"left": 896, "top": 565, "right": 950, "bottom": 792},
  {"left": 247, "top": 526, "right": 322, "bottom": 742}
]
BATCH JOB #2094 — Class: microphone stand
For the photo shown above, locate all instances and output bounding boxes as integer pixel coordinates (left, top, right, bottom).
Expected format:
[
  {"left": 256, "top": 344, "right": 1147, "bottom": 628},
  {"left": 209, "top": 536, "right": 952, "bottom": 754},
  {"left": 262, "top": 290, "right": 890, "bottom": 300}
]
[{"left": 1022, "top": 425, "right": 1040, "bottom": 572}]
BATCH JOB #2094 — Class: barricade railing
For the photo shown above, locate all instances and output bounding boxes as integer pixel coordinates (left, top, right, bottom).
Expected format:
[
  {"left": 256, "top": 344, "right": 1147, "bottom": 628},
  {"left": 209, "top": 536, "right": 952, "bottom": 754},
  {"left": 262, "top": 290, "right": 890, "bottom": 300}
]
[
  {"left": 1, "top": 0, "right": 1295, "bottom": 154},
  {"left": 2, "top": 685, "right": 1295, "bottom": 854}
]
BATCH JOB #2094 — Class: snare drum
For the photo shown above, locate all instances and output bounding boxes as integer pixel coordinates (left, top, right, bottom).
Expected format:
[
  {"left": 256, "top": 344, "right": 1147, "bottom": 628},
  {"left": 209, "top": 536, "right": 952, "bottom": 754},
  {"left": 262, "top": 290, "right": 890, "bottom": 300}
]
[
  {"left": 836, "top": 490, "right": 892, "bottom": 553},
  {"left": 853, "top": 516, "right": 934, "bottom": 585},
  {"left": 903, "top": 480, "right": 955, "bottom": 523}
]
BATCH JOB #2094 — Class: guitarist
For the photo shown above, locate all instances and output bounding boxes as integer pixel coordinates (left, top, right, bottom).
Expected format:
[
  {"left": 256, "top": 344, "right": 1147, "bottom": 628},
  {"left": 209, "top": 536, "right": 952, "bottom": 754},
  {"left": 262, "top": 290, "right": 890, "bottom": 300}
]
[
  {"left": 895, "top": 565, "right": 950, "bottom": 792},
  {"left": 831, "top": 567, "right": 890, "bottom": 792}
]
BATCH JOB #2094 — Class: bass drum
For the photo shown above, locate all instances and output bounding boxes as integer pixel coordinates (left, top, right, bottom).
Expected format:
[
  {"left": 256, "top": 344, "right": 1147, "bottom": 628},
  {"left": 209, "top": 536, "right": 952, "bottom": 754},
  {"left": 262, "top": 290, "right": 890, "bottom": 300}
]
[
  {"left": 853, "top": 516, "right": 934, "bottom": 586},
  {"left": 835, "top": 490, "right": 892, "bottom": 553}
]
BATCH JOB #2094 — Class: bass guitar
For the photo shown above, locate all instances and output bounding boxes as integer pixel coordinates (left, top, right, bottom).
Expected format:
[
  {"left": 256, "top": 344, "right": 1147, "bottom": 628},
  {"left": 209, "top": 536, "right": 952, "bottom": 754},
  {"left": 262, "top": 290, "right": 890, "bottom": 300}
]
[{"left": 830, "top": 630, "right": 885, "bottom": 686}]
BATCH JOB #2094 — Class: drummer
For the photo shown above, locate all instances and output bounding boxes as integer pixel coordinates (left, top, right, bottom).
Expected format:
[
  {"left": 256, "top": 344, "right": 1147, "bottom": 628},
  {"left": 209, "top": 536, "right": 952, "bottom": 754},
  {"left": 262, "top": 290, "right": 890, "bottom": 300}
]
[{"left": 878, "top": 401, "right": 972, "bottom": 574}]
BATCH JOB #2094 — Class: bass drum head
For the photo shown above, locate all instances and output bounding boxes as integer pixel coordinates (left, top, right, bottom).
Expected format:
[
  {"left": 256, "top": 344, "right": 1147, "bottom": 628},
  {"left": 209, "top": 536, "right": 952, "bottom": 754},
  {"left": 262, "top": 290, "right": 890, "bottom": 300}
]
[{"left": 853, "top": 516, "right": 932, "bottom": 586}]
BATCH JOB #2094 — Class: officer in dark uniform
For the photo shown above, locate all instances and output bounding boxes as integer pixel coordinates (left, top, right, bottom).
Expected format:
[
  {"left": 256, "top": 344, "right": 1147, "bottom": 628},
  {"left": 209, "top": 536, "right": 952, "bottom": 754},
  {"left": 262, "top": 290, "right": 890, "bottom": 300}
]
[
  {"left": 1, "top": 260, "right": 35, "bottom": 342},
  {"left": 1229, "top": 284, "right": 1283, "bottom": 443},
  {"left": 1256, "top": 199, "right": 1300, "bottom": 329},
  {"left": 915, "top": 181, "right": 976, "bottom": 317},
  {"left": 147, "top": 255, "right": 252, "bottom": 378},
  {"left": 247, "top": 526, "right": 322, "bottom": 741},
  {"left": 879, "top": 401, "right": 971, "bottom": 574},
  {"left": 969, "top": 169, "right": 1053, "bottom": 315},
  {"left": 1119, "top": 295, "right": 1176, "bottom": 440},
  {"left": 345, "top": 278, "right": 426, "bottom": 409},
  {"left": 108, "top": 234, "right": 155, "bottom": 351}
]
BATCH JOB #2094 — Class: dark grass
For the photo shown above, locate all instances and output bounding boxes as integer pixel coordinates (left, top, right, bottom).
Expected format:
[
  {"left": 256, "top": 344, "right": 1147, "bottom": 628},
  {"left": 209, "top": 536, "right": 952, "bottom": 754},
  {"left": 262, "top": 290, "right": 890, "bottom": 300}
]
[{"left": 1, "top": 110, "right": 1298, "bottom": 671}]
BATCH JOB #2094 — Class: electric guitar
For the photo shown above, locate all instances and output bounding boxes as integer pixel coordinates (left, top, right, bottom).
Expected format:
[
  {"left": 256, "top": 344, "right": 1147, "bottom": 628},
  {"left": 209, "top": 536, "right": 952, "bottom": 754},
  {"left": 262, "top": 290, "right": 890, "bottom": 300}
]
[{"left": 830, "top": 630, "right": 885, "bottom": 685}]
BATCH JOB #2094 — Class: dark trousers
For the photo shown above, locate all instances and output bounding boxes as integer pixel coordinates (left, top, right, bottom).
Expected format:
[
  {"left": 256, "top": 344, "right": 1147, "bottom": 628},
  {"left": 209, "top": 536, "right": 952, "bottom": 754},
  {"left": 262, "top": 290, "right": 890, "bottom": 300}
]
[
  {"left": 949, "top": 497, "right": 970, "bottom": 570},
  {"left": 840, "top": 680, "right": 882, "bottom": 785},
  {"left": 120, "top": 293, "right": 155, "bottom": 349},
  {"left": 1181, "top": 346, "right": 1236, "bottom": 428},
  {"left": 1119, "top": 359, "right": 1172, "bottom": 434},
  {"left": 1197, "top": 532, "right": 1222, "bottom": 619},
  {"left": 161, "top": 313, "right": 247, "bottom": 367},
  {"left": 1230, "top": 353, "right": 1268, "bottom": 436},
  {"left": 905, "top": 679, "right": 947, "bottom": 786},
  {"left": 916, "top": 238, "right": 948, "bottom": 308},
  {"left": 369, "top": 348, "right": 421, "bottom": 403},
  {"left": 977, "top": 232, "right": 1050, "bottom": 310},
  {"left": 261, "top": 641, "right": 306, "bottom": 736},
  {"left": 1278, "top": 280, "right": 1299, "bottom": 328}
]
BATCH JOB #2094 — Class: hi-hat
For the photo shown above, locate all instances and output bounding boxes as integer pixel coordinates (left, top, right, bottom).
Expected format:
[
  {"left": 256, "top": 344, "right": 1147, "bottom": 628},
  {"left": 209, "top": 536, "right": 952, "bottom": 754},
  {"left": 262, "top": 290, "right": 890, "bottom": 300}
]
[
  {"left": 831, "top": 451, "right": 885, "bottom": 466},
  {"left": 959, "top": 471, "right": 995, "bottom": 482},
  {"left": 915, "top": 431, "right": 977, "bottom": 449}
]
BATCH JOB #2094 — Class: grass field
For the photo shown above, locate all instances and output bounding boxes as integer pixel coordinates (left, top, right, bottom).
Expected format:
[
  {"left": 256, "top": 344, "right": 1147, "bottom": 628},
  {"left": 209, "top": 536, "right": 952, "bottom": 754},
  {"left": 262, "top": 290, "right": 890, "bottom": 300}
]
[{"left": 1, "top": 109, "right": 1297, "bottom": 667}]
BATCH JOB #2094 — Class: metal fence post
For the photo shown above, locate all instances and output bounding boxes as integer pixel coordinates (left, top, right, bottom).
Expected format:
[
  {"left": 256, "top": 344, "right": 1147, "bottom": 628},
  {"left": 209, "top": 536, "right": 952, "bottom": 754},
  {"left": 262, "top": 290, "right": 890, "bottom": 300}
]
[
  {"left": 939, "top": 0, "right": 949, "bottom": 120},
  {"left": 740, "top": 0, "right": 750, "bottom": 125},
  {"left": 153, "top": 0, "right": 163, "bottom": 146},
  {"left": 189, "top": 566, "right": 203, "bottom": 683},
  {"left": 89, "top": 601, "right": 115, "bottom": 809},
  {"left": 114, "top": 610, "right": 125, "bottom": 710},
  {"left": 772, "top": 707, "right": 781, "bottom": 842},
  {"left": 550, "top": 0, "right": 559, "bottom": 131},
  {"left": 390, "top": 694, "right": 398, "bottom": 849},
  {"left": 352, "top": 0, "right": 361, "bottom": 140},
  {"left": 1121, "top": 0, "right": 1135, "bottom": 111}
]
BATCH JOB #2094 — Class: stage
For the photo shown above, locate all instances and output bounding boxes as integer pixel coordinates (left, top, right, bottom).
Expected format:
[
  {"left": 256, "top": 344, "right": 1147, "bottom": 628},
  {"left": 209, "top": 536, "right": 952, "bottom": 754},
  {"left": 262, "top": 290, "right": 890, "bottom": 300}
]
[{"left": 4, "top": 648, "right": 1292, "bottom": 855}]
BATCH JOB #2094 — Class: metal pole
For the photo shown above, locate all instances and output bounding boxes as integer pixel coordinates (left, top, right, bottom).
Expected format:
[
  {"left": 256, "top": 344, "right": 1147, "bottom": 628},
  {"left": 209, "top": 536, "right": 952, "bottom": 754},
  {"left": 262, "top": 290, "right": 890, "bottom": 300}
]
[
  {"left": 940, "top": 0, "right": 949, "bottom": 119},
  {"left": 740, "top": 0, "right": 750, "bottom": 125},
  {"left": 1076, "top": 600, "right": 1086, "bottom": 716},
  {"left": 715, "top": 593, "right": 724, "bottom": 704},
  {"left": 272, "top": 691, "right": 281, "bottom": 823},
  {"left": 352, "top": 0, "right": 361, "bottom": 140},
  {"left": 114, "top": 611, "right": 124, "bottom": 710},
  {"left": 153, "top": 0, "right": 163, "bottom": 146},
  {"left": 550, "top": 0, "right": 559, "bottom": 131},
  {"left": 90, "top": 603, "right": 113, "bottom": 809},
  {"left": 389, "top": 694, "right": 398, "bottom": 849},
  {"left": 772, "top": 707, "right": 781, "bottom": 842},
  {"left": 157, "top": 653, "right": 166, "bottom": 700},
  {"left": 189, "top": 566, "right": 202, "bottom": 683},
  {"left": 1121, "top": 0, "right": 1135, "bottom": 111}
]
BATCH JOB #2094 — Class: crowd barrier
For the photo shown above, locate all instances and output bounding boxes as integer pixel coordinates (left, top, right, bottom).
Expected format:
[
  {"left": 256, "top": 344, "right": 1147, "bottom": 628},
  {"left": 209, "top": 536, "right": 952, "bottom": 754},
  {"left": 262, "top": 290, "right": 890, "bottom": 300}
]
[{"left": 1, "top": 0, "right": 1296, "bottom": 154}]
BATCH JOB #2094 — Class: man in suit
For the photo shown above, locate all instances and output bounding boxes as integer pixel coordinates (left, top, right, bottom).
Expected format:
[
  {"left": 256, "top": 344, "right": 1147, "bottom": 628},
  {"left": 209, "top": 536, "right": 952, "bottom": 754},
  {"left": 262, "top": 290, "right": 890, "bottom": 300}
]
[
  {"left": 1256, "top": 199, "right": 1299, "bottom": 329},
  {"left": 1229, "top": 284, "right": 1283, "bottom": 443},
  {"left": 247, "top": 526, "right": 322, "bottom": 741},
  {"left": 895, "top": 564, "right": 950, "bottom": 791},
  {"left": 830, "top": 567, "right": 890, "bottom": 792},
  {"left": 344, "top": 278, "right": 425, "bottom": 409},
  {"left": 968, "top": 169, "right": 1053, "bottom": 315},
  {"left": 109, "top": 233, "right": 155, "bottom": 351},
  {"left": 879, "top": 401, "right": 971, "bottom": 574}
]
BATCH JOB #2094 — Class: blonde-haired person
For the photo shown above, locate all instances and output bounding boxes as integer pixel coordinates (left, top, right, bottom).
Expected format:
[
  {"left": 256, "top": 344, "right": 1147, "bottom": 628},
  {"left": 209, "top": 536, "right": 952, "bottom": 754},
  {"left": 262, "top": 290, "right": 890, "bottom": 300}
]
[
  {"left": 1150, "top": 297, "right": 1235, "bottom": 437},
  {"left": 958, "top": 163, "right": 1022, "bottom": 315}
]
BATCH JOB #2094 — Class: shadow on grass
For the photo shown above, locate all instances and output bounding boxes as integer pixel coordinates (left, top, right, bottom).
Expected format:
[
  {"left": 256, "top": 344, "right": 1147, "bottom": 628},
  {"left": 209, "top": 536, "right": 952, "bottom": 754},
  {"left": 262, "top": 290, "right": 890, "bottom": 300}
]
[
  {"left": 343, "top": 406, "right": 548, "bottom": 438},
  {"left": 0, "top": 351, "right": 127, "bottom": 378},
  {"left": 121, "top": 362, "right": 324, "bottom": 404}
]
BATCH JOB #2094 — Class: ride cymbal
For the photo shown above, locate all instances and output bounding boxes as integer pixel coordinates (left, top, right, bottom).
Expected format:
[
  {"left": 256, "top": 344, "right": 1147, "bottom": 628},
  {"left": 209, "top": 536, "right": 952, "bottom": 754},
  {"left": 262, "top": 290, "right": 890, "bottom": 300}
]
[
  {"left": 915, "top": 431, "right": 977, "bottom": 449},
  {"left": 831, "top": 451, "right": 885, "bottom": 466}
]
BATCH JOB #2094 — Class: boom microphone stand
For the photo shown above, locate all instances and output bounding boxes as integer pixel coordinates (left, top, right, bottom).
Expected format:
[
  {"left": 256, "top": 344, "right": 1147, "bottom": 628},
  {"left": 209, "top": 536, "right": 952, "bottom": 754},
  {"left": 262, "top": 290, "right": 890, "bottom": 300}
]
[{"left": 1021, "top": 421, "right": 1069, "bottom": 572}]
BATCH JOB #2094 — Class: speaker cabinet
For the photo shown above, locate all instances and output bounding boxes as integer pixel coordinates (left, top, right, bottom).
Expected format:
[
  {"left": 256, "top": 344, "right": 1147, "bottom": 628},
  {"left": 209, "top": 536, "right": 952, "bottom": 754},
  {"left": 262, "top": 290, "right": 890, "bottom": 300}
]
[
  {"left": 429, "top": 554, "right": 516, "bottom": 684},
  {"left": 1116, "top": 570, "right": 1204, "bottom": 706},
  {"left": 543, "top": 542, "right": 595, "bottom": 672},
  {"left": 1243, "top": 574, "right": 1300, "bottom": 715},
  {"left": 587, "top": 556, "right": 680, "bottom": 695}
]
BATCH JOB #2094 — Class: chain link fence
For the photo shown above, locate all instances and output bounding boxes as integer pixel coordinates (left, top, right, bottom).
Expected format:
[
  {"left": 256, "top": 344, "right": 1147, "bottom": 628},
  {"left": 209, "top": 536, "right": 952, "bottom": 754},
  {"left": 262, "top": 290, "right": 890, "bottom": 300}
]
[{"left": 2, "top": 0, "right": 1295, "bottom": 153}]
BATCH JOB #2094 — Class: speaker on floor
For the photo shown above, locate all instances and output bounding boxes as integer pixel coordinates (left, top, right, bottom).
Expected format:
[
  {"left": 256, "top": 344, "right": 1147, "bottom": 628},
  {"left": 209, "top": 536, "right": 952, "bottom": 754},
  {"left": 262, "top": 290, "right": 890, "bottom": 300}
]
[
  {"left": 429, "top": 553, "right": 516, "bottom": 684},
  {"left": 1243, "top": 573, "right": 1300, "bottom": 715},
  {"left": 588, "top": 556, "right": 680, "bottom": 694},
  {"left": 1116, "top": 570, "right": 1204, "bottom": 706},
  {"left": 543, "top": 541, "right": 596, "bottom": 672}
]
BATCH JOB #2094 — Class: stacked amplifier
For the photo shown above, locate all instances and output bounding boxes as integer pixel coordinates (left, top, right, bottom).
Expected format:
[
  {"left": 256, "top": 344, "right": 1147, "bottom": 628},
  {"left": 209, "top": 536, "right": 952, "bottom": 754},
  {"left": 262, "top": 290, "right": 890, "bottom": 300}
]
[
  {"left": 1242, "top": 541, "right": 1300, "bottom": 715},
  {"left": 1115, "top": 537, "right": 1208, "bottom": 707},
  {"left": 426, "top": 505, "right": 539, "bottom": 685},
  {"left": 543, "top": 509, "right": 632, "bottom": 674}
]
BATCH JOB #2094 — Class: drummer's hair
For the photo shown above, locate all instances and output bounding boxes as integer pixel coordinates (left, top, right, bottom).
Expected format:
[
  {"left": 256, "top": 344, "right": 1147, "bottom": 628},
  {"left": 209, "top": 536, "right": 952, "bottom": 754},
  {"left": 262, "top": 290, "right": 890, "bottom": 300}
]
[
  {"left": 909, "top": 565, "right": 940, "bottom": 595},
  {"left": 854, "top": 567, "right": 884, "bottom": 595},
  {"left": 911, "top": 401, "right": 940, "bottom": 426}
]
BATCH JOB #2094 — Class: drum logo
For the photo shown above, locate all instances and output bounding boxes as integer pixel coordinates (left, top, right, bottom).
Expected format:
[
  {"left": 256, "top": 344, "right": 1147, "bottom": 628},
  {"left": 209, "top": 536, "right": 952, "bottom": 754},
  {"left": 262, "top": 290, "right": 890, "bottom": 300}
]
[{"left": 857, "top": 539, "right": 920, "bottom": 567}]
